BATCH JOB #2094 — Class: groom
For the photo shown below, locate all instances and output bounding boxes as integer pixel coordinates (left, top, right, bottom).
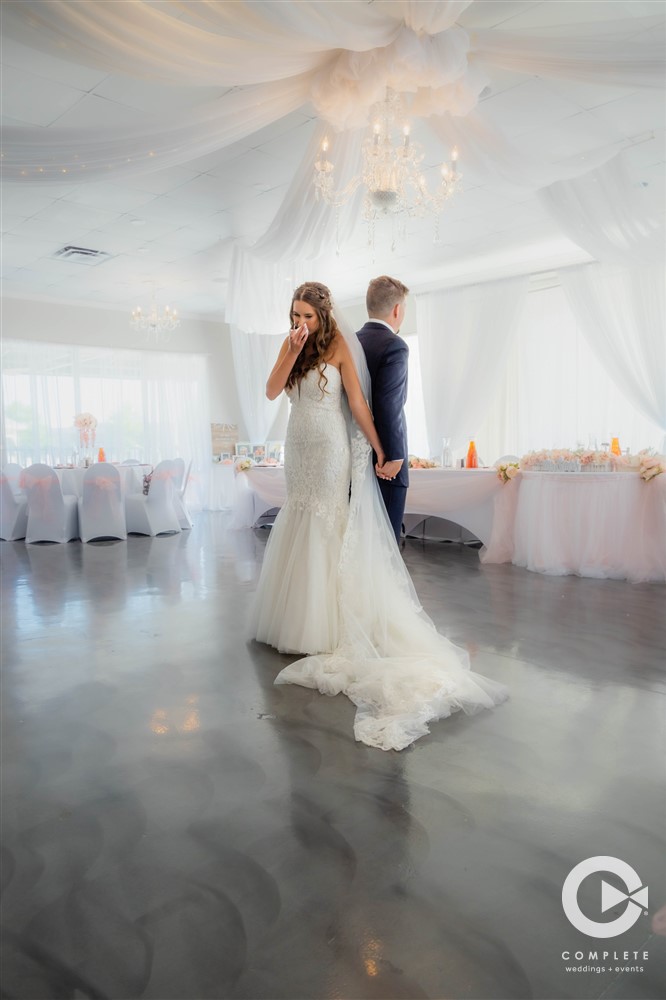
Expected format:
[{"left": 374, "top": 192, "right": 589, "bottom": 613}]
[{"left": 356, "top": 275, "right": 410, "bottom": 545}]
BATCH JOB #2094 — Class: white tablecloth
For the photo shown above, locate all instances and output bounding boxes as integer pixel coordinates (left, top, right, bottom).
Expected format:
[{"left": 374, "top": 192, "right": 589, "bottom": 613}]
[
  {"left": 234, "top": 467, "right": 504, "bottom": 547},
  {"left": 233, "top": 466, "right": 666, "bottom": 583},
  {"left": 205, "top": 464, "right": 237, "bottom": 511},
  {"left": 54, "top": 464, "right": 151, "bottom": 497},
  {"left": 511, "top": 471, "right": 666, "bottom": 583}
]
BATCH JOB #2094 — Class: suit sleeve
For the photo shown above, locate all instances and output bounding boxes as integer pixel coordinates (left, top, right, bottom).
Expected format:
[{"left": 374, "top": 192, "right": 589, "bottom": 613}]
[{"left": 371, "top": 339, "right": 409, "bottom": 461}]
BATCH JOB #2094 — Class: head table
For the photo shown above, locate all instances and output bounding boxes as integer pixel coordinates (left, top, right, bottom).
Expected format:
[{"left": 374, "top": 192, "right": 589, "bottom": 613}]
[{"left": 233, "top": 466, "right": 666, "bottom": 584}]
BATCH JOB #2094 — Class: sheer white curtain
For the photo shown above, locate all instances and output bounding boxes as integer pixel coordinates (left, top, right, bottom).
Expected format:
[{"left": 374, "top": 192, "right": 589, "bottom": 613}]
[
  {"left": 415, "top": 277, "right": 528, "bottom": 455},
  {"left": 537, "top": 153, "right": 665, "bottom": 451},
  {"left": 1, "top": 340, "right": 211, "bottom": 506},
  {"left": 559, "top": 264, "right": 666, "bottom": 450},
  {"left": 229, "top": 327, "right": 287, "bottom": 443},
  {"left": 473, "top": 283, "right": 664, "bottom": 462}
]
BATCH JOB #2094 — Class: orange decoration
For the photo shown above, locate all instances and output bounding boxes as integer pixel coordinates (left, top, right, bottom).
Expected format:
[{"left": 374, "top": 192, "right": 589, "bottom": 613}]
[
  {"left": 98, "top": 447, "right": 106, "bottom": 463},
  {"left": 610, "top": 437, "right": 621, "bottom": 456},
  {"left": 466, "top": 440, "right": 478, "bottom": 468}
]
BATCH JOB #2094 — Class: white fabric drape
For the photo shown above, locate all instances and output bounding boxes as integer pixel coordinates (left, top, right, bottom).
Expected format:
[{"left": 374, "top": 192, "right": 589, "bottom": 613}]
[
  {"left": 471, "top": 16, "right": 665, "bottom": 87},
  {"left": 472, "top": 282, "right": 664, "bottom": 462},
  {"left": 229, "top": 327, "right": 288, "bottom": 444},
  {"left": 415, "top": 277, "right": 528, "bottom": 454},
  {"left": 1, "top": 339, "right": 211, "bottom": 507},
  {"left": 2, "top": 75, "right": 315, "bottom": 182},
  {"left": 539, "top": 153, "right": 665, "bottom": 265},
  {"left": 4, "top": 4, "right": 663, "bottom": 184},
  {"left": 225, "top": 125, "right": 365, "bottom": 428},
  {"left": 559, "top": 264, "right": 666, "bottom": 449}
]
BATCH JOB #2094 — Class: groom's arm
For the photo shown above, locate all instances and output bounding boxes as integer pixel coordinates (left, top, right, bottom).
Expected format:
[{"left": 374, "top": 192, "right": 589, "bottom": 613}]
[{"left": 372, "top": 340, "right": 409, "bottom": 465}]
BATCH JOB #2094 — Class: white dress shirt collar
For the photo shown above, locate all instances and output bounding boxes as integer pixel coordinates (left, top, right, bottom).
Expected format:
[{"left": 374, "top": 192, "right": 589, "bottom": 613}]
[{"left": 368, "top": 319, "right": 395, "bottom": 334}]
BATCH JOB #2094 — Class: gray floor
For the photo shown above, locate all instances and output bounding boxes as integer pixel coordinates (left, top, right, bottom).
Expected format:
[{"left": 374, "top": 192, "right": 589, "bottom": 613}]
[{"left": 1, "top": 512, "right": 665, "bottom": 1000}]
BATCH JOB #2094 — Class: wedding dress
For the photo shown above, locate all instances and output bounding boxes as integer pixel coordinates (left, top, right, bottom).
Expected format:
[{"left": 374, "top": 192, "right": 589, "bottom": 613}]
[{"left": 251, "top": 362, "right": 507, "bottom": 751}]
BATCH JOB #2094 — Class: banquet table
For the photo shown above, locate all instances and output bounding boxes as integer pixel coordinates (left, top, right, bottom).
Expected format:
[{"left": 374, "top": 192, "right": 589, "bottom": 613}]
[
  {"left": 232, "top": 465, "right": 666, "bottom": 583},
  {"left": 233, "top": 466, "right": 506, "bottom": 547},
  {"left": 53, "top": 464, "right": 152, "bottom": 497},
  {"left": 510, "top": 471, "right": 666, "bottom": 583},
  {"left": 205, "top": 463, "right": 236, "bottom": 511}
]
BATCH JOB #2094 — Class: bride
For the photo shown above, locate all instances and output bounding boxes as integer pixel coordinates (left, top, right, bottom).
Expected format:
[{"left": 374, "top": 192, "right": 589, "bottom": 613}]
[{"left": 250, "top": 281, "right": 507, "bottom": 751}]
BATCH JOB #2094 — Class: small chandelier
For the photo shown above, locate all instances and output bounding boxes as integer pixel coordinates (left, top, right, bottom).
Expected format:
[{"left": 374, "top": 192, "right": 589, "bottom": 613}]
[
  {"left": 129, "top": 293, "right": 179, "bottom": 339},
  {"left": 314, "top": 88, "right": 461, "bottom": 247}
]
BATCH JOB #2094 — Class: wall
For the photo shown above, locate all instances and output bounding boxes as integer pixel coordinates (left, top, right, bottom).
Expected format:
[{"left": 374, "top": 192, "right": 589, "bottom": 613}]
[{"left": 1, "top": 295, "right": 248, "bottom": 440}]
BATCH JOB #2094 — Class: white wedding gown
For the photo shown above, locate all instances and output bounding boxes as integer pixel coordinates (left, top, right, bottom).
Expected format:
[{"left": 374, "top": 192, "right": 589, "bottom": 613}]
[{"left": 250, "top": 364, "right": 507, "bottom": 751}]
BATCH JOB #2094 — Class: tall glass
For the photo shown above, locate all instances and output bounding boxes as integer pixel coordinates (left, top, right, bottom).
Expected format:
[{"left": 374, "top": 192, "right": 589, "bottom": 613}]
[{"left": 441, "top": 438, "right": 453, "bottom": 468}]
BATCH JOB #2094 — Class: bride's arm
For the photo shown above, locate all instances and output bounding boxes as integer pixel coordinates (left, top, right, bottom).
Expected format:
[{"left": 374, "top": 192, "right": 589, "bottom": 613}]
[
  {"left": 336, "top": 337, "right": 386, "bottom": 466},
  {"left": 266, "top": 326, "right": 308, "bottom": 399}
]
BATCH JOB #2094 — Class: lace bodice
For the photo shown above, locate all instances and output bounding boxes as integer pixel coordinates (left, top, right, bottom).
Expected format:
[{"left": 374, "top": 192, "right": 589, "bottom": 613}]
[{"left": 284, "top": 365, "right": 351, "bottom": 533}]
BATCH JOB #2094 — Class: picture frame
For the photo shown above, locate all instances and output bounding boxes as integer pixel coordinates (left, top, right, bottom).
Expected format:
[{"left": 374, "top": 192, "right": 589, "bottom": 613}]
[
  {"left": 266, "top": 441, "right": 284, "bottom": 463},
  {"left": 251, "top": 444, "right": 266, "bottom": 463},
  {"left": 234, "top": 441, "right": 252, "bottom": 457}
]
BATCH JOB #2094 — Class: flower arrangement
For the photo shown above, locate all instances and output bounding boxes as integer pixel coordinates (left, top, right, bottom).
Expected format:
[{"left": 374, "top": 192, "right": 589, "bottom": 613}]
[
  {"left": 408, "top": 455, "right": 438, "bottom": 469},
  {"left": 74, "top": 412, "right": 97, "bottom": 449},
  {"left": 519, "top": 446, "right": 664, "bottom": 481},
  {"left": 495, "top": 461, "right": 520, "bottom": 484},
  {"left": 520, "top": 448, "right": 611, "bottom": 470},
  {"left": 235, "top": 457, "right": 254, "bottom": 472},
  {"left": 639, "top": 453, "right": 665, "bottom": 482}
]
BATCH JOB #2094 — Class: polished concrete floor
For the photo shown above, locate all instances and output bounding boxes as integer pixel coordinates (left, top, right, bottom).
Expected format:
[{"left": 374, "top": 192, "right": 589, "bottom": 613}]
[{"left": 1, "top": 513, "right": 665, "bottom": 1000}]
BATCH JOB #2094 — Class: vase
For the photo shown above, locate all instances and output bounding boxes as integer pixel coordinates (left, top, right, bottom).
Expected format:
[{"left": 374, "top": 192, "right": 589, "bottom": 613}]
[{"left": 465, "top": 440, "right": 478, "bottom": 469}]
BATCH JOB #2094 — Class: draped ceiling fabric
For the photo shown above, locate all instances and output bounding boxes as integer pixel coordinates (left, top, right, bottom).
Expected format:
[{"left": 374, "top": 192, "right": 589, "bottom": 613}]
[
  {"left": 3, "top": 1, "right": 665, "bottom": 371},
  {"left": 4, "top": 1, "right": 663, "bottom": 189}
]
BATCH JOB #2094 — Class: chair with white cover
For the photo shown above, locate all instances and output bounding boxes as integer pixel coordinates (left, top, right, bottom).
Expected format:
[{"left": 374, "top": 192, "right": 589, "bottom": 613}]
[
  {"left": 125, "top": 459, "right": 181, "bottom": 536},
  {"left": 78, "top": 463, "right": 127, "bottom": 542},
  {"left": 1, "top": 472, "right": 29, "bottom": 540},
  {"left": 171, "top": 457, "right": 193, "bottom": 529},
  {"left": 3, "top": 463, "right": 25, "bottom": 496},
  {"left": 23, "top": 464, "right": 79, "bottom": 543}
]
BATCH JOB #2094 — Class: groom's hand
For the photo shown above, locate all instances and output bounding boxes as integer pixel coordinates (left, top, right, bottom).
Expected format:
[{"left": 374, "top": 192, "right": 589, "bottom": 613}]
[{"left": 376, "top": 459, "right": 403, "bottom": 481}]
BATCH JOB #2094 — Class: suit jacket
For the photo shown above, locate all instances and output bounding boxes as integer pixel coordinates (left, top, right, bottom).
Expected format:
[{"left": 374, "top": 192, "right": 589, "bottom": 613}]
[{"left": 356, "top": 321, "right": 409, "bottom": 488}]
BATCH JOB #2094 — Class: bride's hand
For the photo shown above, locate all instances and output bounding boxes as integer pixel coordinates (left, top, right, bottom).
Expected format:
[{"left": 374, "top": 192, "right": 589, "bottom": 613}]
[{"left": 288, "top": 323, "right": 309, "bottom": 355}]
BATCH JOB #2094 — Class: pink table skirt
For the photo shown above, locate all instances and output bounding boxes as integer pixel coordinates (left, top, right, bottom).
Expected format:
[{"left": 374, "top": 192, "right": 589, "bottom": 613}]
[
  {"left": 234, "top": 467, "right": 665, "bottom": 583},
  {"left": 508, "top": 471, "right": 666, "bottom": 583}
]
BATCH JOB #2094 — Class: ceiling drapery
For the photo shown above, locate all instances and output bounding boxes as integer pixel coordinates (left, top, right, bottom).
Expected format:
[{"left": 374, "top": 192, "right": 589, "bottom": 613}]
[
  {"left": 3, "top": 0, "right": 664, "bottom": 349},
  {"left": 3, "top": 1, "right": 664, "bottom": 185}
]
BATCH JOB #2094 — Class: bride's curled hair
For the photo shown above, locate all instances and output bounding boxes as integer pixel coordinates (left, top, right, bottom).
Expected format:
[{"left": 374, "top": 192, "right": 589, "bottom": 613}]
[{"left": 287, "top": 281, "right": 339, "bottom": 392}]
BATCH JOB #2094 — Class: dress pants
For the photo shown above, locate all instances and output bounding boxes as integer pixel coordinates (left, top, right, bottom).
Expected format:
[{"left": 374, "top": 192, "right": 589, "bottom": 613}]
[{"left": 378, "top": 479, "right": 407, "bottom": 546}]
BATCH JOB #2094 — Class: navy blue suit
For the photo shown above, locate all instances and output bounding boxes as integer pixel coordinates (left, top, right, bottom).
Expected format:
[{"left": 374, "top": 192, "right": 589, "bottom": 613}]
[{"left": 356, "top": 321, "right": 409, "bottom": 542}]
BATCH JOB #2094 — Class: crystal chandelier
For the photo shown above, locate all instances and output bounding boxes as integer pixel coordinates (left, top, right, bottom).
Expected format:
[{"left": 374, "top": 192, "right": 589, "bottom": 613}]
[
  {"left": 314, "top": 88, "right": 461, "bottom": 246},
  {"left": 129, "top": 293, "right": 179, "bottom": 339}
]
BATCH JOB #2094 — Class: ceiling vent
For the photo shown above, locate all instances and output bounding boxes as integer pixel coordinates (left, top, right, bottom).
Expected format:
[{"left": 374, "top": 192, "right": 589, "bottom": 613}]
[{"left": 52, "top": 245, "right": 113, "bottom": 266}]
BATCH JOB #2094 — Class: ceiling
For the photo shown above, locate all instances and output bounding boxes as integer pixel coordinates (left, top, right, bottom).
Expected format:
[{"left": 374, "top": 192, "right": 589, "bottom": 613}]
[{"left": 2, "top": 0, "right": 664, "bottom": 320}]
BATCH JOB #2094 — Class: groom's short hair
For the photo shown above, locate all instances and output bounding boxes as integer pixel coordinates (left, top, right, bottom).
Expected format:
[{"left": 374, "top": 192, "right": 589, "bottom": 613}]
[{"left": 366, "top": 276, "right": 410, "bottom": 318}]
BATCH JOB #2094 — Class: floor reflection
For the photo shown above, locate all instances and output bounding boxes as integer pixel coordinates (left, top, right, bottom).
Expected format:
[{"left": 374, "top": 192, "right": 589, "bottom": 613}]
[{"left": 2, "top": 514, "right": 665, "bottom": 1000}]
